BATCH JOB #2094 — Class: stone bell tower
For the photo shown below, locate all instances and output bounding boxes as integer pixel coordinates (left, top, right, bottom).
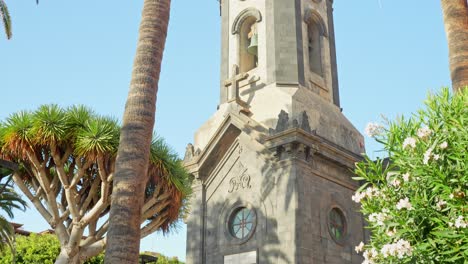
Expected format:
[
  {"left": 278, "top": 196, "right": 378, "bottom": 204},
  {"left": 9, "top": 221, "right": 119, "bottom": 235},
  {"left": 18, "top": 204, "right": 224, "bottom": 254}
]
[{"left": 184, "top": 0, "right": 366, "bottom": 263}]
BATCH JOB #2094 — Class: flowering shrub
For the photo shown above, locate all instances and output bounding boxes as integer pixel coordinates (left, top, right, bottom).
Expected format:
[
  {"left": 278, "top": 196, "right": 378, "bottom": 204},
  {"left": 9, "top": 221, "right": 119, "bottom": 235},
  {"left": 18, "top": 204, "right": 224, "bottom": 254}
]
[{"left": 354, "top": 88, "right": 467, "bottom": 263}]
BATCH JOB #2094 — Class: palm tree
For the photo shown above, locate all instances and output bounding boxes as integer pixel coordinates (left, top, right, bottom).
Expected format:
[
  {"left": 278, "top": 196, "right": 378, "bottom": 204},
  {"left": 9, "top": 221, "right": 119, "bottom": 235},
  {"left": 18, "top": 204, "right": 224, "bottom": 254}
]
[
  {"left": 0, "top": 0, "right": 12, "bottom": 39},
  {"left": 0, "top": 167, "right": 27, "bottom": 254},
  {"left": 0, "top": 105, "right": 190, "bottom": 264},
  {"left": 0, "top": 0, "right": 39, "bottom": 39},
  {"left": 440, "top": 0, "right": 468, "bottom": 92},
  {"left": 104, "top": 0, "right": 172, "bottom": 263}
]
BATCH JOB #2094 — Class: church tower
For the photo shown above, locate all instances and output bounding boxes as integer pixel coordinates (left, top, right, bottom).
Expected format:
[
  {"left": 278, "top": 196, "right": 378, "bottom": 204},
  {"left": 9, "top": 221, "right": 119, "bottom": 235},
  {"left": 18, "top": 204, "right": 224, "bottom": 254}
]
[{"left": 184, "top": 0, "right": 366, "bottom": 263}]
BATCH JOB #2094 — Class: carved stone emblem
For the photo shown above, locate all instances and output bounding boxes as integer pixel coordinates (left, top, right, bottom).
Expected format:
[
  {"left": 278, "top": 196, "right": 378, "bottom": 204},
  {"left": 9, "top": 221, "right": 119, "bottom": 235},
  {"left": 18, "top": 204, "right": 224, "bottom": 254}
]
[{"left": 228, "top": 163, "right": 251, "bottom": 193}]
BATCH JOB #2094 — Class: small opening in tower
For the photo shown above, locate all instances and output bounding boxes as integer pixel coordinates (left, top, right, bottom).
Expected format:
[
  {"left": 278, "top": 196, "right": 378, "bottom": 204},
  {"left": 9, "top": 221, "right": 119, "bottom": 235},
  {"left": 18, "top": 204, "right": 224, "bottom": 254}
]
[
  {"left": 307, "top": 22, "right": 323, "bottom": 76},
  {"left": 239, "top": 17, "right": 258, "bottom": 73}
]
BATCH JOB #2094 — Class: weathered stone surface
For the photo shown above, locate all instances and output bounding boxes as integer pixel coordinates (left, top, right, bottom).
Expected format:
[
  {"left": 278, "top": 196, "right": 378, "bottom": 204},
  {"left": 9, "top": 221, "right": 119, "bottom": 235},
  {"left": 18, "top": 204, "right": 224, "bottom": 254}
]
[
  {"left": 224, "top": 251, "right": 257, "bottom": 264},
  {"left": 186, "top": 0, "right": 366, "bottom": 263}
]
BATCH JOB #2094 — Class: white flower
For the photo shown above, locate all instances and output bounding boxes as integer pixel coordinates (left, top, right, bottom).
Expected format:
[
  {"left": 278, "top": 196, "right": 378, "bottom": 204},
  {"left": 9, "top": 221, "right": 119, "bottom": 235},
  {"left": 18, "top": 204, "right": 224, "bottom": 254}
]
[
  {"left": 386, "top": 171, "right": 398, "bottom": 180},
  {"left": 435, "top": 199, "right": 447, "bottom": 211},
  {"left": 396, "top": 239, "right": 413, "bottom": 258},
  {"left": 402, "top": 173, "right": 410, "bottom": 182},
  {"left": 390, "top": 178, "right": 401, "bottom": 188},
  {"left": 396, "top": 197, "right": 413, "bottom": 210},
  {"left": 449, "top": 194, "right": 454, "bottom": 199},
  {"left": 454, "top": 216, "right": 467, "bottom": 228},
  {"left": 423, "top": 148, "right": 433, "bottom": 164},
  {"left": 365, "top": 122, "right": 384, "bottom": 137},
  {"left": 403, "top": 137, "right": 417, "bottom": 149},
  {"left": 433, "top": 154, "right": 440, "bottom": 161},
  {"left": 386, "top": 228, "right": 396, "bottom": 237},
  {"left": 439, "top": 141, "right": 448, "bottom": 149},
  {"left": 352, "top": 187, "right": 380, "bottom": 204},
  {"left": 381, "top": 239, "right": 413, "bottom": 259},
  {"left": 355, "top": 241, "right": 365, "bottom": 253},
  {"left": 369, "top": 211, "right": 389, "bottom": 226},
  {"left": 417, "top": 126, "right": 432, "bottom": 139},
  {"left": 363, "top": 248, "right": 378, "bottom": 264},
  {"left": 352, "top": 192, "right": 365, "bottom": 203}
]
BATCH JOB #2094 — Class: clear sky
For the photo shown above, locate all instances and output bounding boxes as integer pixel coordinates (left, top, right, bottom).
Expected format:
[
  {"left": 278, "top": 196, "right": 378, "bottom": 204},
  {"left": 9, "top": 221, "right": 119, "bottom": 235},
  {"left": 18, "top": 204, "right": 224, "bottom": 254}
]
[{"left": 0, "top": 0, "right": 450, "bottom": 261}]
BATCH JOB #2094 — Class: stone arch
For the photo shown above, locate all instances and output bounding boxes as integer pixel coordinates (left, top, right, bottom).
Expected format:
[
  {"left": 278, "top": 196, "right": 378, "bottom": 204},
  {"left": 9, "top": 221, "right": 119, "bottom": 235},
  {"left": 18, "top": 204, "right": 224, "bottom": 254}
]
[
  {"left": 231, "top": 8, "right": 262, "bottom": 35},
  {"left": 303, "top": 9, "right": 328, "bottom": 37},
  {"left": 304, "top": 9, "right": 328, "bottom": 76}
]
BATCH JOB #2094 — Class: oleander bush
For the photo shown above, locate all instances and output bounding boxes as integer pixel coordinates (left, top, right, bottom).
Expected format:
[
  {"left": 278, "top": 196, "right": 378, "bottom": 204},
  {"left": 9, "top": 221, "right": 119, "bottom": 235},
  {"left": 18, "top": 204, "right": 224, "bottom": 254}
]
[{"left": 354, "top": 87, "right": 467, "bottom": 263}]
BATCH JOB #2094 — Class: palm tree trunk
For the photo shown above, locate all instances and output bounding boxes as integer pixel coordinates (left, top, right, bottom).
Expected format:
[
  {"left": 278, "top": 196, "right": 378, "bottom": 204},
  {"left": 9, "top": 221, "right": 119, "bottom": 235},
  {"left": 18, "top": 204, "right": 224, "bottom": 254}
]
[
  {"left": 104, "top": 0, "right": 171, "bottom": 263},
  {"left": 440, "top": 0, "right": 468, "bottom": 92}
]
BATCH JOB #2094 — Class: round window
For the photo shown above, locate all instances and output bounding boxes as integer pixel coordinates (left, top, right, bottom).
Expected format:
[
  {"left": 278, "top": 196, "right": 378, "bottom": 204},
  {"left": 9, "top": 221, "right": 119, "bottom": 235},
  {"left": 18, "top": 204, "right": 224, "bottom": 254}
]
[
  {"left": 328, "top": 208, "right": 346, "bottom": 242},
  {"left": 228, "top": 207, "right": 255, "bottom": 239}
]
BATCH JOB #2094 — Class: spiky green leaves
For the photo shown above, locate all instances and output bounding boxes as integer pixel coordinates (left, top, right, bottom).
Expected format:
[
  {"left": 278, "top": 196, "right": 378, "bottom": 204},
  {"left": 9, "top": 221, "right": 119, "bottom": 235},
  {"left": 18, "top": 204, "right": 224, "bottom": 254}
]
[
  {"left": 75, "top": 116, "right": 120, "bottom": 159},
  {"left": 0, "top": 0, "right": 11, "bottom": 39},
  {"left": 0, "top": 104, "right": 192, "bottom": 237},
  {"left": 1, "top": 111, "right": 34, "bottom": 159},
  {"left": 32, "top": 104, "right": 68, "bottom": 146},
  {"left": 0, "top": 105, "right": 121, "bottom": 161}
]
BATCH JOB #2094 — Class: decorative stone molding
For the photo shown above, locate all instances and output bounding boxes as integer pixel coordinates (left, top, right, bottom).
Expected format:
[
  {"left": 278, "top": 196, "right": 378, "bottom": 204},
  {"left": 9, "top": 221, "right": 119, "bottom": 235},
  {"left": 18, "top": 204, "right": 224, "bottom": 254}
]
[
  {"left": 227, "top": 162, "right": 251, "bottom": 193},
  {"left": 269, "top": 110, "right": 312, "bottom": 135},
  {"left": 231, "top": 8, "right": 262, "bottom": 34},
  {"left": 273, "top": 141, "right": 316, "bottom": 162},
  {"left": 303, "top": 9, "right": 328, "bottom": 37},
  {"left": 266, "top": 124, "right": 362, "bottom": 169},
  {"left": 183, "top": 143, "right": 201, "bottom": 163}
]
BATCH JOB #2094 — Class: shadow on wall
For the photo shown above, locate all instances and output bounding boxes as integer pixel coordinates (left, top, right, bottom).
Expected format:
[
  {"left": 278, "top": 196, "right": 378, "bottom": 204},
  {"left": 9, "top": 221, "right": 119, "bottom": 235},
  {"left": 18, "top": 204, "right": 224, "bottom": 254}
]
[{"left": 186, "top": 196, "right": 290, "bottom": 264}]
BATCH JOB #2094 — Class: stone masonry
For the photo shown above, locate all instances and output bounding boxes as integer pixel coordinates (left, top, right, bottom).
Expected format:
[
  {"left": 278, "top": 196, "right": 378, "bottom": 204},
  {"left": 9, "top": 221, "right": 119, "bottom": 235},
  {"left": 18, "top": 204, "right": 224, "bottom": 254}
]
[{"left": 185, "top": 0, "right": 366, "bottom": 263}]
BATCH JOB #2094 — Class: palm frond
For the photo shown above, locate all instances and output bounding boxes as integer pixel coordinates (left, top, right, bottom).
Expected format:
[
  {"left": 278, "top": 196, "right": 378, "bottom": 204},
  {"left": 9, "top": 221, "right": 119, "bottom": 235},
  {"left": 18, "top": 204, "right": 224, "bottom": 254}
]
[
  {"left": 0, "top": 216, "right": 14, "bottom": 252},
  {"left": 0, "top": 186, "right": 27, "bottom": 218},
  {"left": 0, "top": 0, "right": 12, "bottom": 39}
]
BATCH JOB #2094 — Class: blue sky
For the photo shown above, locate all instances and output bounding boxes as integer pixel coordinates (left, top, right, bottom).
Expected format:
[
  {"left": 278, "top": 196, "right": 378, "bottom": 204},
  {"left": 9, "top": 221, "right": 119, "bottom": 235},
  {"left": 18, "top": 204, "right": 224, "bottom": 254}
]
[{"left": 0, "top": 0, "right": 450, "bottom": 261}]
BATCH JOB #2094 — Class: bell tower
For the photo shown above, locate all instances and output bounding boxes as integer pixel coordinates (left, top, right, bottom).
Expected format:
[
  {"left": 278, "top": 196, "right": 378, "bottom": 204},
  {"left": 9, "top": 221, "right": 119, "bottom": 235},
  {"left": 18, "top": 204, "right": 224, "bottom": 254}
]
[
  {"left": 219, "top": 0, "right": 341, "bottom": 108},
  {"left": 185, "top": 1, "right": 366, "bottom": 263}
]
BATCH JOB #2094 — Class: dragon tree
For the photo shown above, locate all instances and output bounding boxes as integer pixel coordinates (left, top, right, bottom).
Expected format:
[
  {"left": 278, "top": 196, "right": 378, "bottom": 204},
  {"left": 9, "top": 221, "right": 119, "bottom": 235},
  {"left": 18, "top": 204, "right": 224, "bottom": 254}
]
[{"left": 0, "top": 105, "right": 191, "bottom": 264}]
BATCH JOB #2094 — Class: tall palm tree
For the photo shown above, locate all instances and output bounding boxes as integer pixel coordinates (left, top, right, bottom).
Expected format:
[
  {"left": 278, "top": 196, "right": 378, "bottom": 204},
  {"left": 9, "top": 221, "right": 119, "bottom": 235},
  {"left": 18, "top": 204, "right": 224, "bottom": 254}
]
[
  {"left": 0, "top": 0, "right": 12, "bottom": 39},
  {"left": 105, "top": 0, "right": 172, "bottom": 263},
  {"left": 440, "top": 0, "right": 468, "bottom": 92}
]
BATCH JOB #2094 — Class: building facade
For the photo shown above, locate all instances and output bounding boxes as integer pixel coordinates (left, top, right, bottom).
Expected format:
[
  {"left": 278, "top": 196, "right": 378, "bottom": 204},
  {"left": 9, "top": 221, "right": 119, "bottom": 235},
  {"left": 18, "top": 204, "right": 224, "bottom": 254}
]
[{"left": 184, "top": 0, "right": 366, "bottom": 263}]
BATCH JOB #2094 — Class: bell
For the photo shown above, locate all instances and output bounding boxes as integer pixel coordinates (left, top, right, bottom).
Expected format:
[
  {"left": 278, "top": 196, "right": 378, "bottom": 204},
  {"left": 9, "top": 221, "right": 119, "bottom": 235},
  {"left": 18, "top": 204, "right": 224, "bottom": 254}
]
[{"left": 247, "top": 33, "right": 258, "bottom": 56}]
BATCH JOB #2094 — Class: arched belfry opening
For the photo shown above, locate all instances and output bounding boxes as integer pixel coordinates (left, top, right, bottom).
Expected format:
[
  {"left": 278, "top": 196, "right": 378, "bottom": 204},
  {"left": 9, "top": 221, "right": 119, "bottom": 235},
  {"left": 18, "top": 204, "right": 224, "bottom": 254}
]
[
  {"left": 240, "top": 17, "right": 258, "bottom": 72},
  {"left": 232, "top": 8, "right": 262, "bottom": 73},
  {"left": 304, "top": 9, "right": 328, "bottom": 77},
  {"left": 307, "top": 22, "right": 323, "bottom": 76}
]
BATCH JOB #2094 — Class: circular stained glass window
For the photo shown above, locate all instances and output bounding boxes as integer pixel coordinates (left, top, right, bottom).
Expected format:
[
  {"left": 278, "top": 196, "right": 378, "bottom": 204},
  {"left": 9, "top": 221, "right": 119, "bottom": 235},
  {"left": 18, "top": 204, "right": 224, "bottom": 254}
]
[
  {"left": 328, "top": 208, "right": 346, "bottom": 242},
  {"left": 229, "top": 207, "right": 255, "bottom": 239}
]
